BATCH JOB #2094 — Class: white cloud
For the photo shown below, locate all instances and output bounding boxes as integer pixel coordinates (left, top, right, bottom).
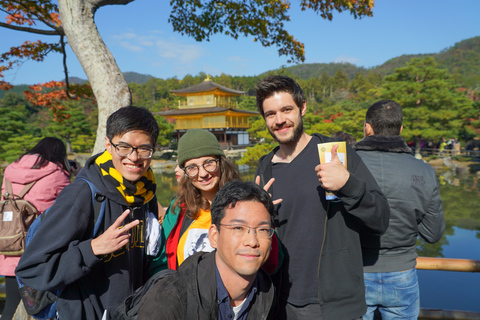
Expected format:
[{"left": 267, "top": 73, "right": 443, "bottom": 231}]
[
  {"left": 111, "top": 31, "right": 204, "bottom": 65},
  {"left": 119, "top": 41, "right": 143, "bottom": 52}
]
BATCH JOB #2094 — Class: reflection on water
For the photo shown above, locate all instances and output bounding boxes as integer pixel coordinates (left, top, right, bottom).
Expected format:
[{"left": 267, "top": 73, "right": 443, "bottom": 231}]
[{"left": 416, "top": 165, "right": 480, "bottom": 312}]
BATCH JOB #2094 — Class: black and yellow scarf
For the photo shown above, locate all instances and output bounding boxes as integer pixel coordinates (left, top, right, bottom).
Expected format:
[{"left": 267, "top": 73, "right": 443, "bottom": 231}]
[{"left": 95, "top": 151, "right": 156, "bottom": 206}]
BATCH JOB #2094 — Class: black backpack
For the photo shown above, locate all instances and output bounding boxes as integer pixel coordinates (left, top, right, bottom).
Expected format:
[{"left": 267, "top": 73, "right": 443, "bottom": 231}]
[{"left": 111, "top": 269, "right": 175, "bottom": 320}]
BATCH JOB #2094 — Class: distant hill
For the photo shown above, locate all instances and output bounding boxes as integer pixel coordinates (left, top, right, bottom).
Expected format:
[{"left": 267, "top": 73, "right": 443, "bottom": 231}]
[
  {"left": 267, "top": 36, "right": 480, "bottom": 87},
  {"left": 63, "top": 72, "right": 154, "bottom": 85},
  {"left": 262, "top": 62, "right": 369, "bottom": 80},
  {"left": 0, "top": 84, "right": 30, "bottom": 99}
]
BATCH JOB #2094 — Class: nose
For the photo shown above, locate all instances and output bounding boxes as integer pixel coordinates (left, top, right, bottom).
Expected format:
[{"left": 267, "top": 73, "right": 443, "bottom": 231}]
[
  {"left": 127, "top": 149, "right": 140, "bottom": 161},
  {"left": 275, "top": 112, "right": 286, "bottom": 125},
  {"left": 197, "top": 165, "right": 209, "bottom": 177},
  {"left": 243, "top": 227, "right": 260, "bottom": 247}
]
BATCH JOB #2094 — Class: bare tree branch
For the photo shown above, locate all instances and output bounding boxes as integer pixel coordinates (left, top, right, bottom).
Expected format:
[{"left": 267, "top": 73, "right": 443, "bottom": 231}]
[{"left": 0, "top": 21, "right": 63, "bottom": 35}]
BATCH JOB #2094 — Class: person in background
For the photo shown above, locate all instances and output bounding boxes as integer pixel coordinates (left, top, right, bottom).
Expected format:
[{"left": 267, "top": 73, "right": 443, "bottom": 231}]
[
  {"left": 254, "top": 75, "right": 389, "bottom": 320},
  {"left": 16, "top": 106, "right": 161, "bottom": 320},
  {"left": 138, "top": 181, "right": 276, "bottom": 320},
  {"left": 174, "top": 159, "right": 183, "bottom": 184},
  {"left": 0, "top": 137, "right": 71, "bottom": 320},
  {"left": 354, "top": 100, "right": 445, "bottom": 320},
  {"left": 331, "top": 130, "right": 357, "bottom": 147}
]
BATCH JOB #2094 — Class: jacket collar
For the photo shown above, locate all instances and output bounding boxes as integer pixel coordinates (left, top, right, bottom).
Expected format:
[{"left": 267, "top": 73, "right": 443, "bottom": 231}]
[{"left": 354, "top": 135, "right": 412, "bottom": 154}]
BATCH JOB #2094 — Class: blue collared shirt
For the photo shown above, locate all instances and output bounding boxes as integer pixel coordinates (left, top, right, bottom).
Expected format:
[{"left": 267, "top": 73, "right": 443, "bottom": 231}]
[{"left": 216, "top": 265, "right": 258, "bottom": 320}]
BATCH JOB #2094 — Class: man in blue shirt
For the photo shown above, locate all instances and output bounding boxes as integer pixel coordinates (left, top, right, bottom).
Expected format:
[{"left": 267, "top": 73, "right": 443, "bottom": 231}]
[{"left": 138, "top": 181, "right": 276, "bottom": 320}]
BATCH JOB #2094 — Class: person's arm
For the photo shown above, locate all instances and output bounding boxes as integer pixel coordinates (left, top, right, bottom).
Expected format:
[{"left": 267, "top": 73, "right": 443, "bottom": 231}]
[
  {"left": 137, "top": 280, "right": 185, "bottom": 320},
  {"left": 16, "top": 181, "right": 103, "bottom": 291},
  {"left": 418, "top": 179, "right": 445, "bottom": 243}
]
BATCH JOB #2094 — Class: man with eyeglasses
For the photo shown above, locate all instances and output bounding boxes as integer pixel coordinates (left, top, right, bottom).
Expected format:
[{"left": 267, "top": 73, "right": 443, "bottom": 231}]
[
  {"left": 138, "top": 181, "right": 277, "bottom": 320},
  {"left": 17, "top": 106, "right": 161, "bottom": 320}
]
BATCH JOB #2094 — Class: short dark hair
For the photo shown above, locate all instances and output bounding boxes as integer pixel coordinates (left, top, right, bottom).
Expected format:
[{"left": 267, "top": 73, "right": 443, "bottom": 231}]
[
  {"left": 365, "top": 100, "right": 403, "bottom": 136},
  {"left": 255, "top": 75, "right": 305, "bottom": 118},
  {"left": 106, "top": 106, "right": 160, "bottom": 145},
  {"left": 17, "top": 137, "right": 69, "bottom": 172},
  {"left": 331, "top": 131, "right": 357, "bottom": 147},
  {"left": 211, "top": 181, "right": 274, "bottom": 228}
]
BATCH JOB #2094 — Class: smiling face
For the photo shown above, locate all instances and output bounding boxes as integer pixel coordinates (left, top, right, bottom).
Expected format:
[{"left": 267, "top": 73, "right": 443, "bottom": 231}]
[
  {"left": 209, "top": 200, "right": 272, "bottom": 281},
  {"left": 105, "top": 130, "right": 154, "bottom": 182},
  {"left": 184, "top": 156, "right": 221, "bottom": 201},
  {"left": 263, "top": 92, "right": 306, "bottom": 146}
]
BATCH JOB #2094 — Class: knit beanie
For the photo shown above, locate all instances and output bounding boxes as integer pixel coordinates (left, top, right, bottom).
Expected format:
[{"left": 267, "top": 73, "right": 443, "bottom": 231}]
[{"left": 177, "top": 129, "right": 225, "bottom": 167}]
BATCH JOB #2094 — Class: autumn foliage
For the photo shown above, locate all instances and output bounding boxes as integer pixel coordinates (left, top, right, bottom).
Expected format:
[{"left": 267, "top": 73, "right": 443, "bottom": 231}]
[{"left": 0, "top": 0, "right": 93, "bottom": 114}]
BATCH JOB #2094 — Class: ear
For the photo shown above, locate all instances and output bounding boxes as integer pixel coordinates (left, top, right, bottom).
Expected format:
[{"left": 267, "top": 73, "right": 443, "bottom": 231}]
[
  {"left": 399, "top": 125, "right": 403, "bottom": 134},
  {"left": 208, "top": 224, "right": 219, "bottom": 249},
  {"left": 364, "top": 122, "right": 374, "bottom": 137},
  {"left": 105, "top": 137, "right": 113, "bottom": 154},
  {"left": 300, "top": 101, "right": 307, "bottom": 117}
]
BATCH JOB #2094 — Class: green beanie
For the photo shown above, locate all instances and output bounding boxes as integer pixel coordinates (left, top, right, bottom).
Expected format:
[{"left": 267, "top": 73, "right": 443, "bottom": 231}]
[{"left": 177, "top": 129, "right": 225, "bottom": 167}]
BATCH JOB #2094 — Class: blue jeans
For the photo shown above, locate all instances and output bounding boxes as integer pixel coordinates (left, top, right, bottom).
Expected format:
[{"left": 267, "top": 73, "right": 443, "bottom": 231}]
[{"left": 363, "top": 268, "right": 420, "bottom": 320}]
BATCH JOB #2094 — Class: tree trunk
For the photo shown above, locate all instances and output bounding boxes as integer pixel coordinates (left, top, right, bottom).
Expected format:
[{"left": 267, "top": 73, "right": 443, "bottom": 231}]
[{"left": 57, "top": 0, "right": 133, "bottom": 155}]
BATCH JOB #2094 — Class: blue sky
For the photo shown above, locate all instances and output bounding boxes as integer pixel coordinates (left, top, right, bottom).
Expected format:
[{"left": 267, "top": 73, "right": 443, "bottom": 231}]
[{"left": 1, "top": 0, "right": 479, "bottom": 85}]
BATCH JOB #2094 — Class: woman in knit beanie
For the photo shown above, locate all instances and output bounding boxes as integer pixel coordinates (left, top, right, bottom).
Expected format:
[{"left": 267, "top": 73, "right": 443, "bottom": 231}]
[{"left": 150, "top": 129, "right": 241, "bottom": 272}]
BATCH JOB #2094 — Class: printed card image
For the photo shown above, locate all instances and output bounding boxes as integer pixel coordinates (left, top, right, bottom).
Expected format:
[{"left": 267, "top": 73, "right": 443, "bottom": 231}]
[{"left": 317, "top": 141, "right": 347, "bottom": 200}]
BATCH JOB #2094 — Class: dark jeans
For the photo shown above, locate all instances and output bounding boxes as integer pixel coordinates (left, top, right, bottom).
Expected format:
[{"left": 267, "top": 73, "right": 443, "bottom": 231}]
[{"left": 3, "top": 276, "right": 21, "bottom": 320}]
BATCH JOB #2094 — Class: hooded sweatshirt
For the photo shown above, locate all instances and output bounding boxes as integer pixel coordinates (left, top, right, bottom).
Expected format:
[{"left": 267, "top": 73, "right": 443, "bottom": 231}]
[
  {"left": 16, "top": 153, "right": 156, "bottom": 320},
  {"left": 0, "top": 154, "right": 70, "bottom": 276}
]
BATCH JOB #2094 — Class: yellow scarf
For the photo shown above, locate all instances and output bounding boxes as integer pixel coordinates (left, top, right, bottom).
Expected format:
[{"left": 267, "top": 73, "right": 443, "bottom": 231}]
[{"left": 95, "top": 151, "right": 156, "bottom": 205}]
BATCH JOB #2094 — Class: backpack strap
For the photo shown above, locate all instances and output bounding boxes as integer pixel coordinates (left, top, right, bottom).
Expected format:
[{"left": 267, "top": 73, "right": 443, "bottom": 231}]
[
  {"left": 76, "top": 178, "right": 107, "bottom": 237},
  {"left": 3, "top": 179, "right": 36, "bottom": 200}
]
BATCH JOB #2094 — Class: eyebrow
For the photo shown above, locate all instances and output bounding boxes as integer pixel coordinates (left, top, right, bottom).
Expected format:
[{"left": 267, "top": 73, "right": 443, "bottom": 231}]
[
  {"left": 226, "top": 218, "right": 271, "bottom": 226},
  {"left": 116, "top": 141, "right": 154, "bottom": 148}
]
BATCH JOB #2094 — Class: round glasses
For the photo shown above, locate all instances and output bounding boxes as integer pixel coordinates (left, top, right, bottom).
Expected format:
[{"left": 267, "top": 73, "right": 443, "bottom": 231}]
[
  {"left": 183, "top": 158, "right": 219, "bottom": 178},
  {"left": 110, "top": 141, "right": 155, "bottom": 159},
  {"left": 219, "top": 224, "right": 274, "bottom": 239}
]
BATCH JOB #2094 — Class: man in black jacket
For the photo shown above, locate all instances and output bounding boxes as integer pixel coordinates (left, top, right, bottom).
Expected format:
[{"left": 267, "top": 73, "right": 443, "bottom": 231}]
[
  {"left": 354, "top": 100, "right": 445, "bottom": 320},
  {"left": 138, "top": 181, "right": 276, "bottom": 320},
  {"left": 254, "top": 75, "right": 390, "bottom": 320}
]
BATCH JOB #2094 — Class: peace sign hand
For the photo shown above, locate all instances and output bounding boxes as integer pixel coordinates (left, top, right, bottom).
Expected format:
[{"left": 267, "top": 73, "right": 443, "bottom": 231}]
[{"left": 91, "top": 209, "right": 139, "bottom": 256}]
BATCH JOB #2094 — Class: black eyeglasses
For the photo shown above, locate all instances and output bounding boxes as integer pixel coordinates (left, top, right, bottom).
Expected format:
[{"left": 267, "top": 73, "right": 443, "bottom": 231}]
[
  {"left": 219, "top": 224, "right": 274, "bottom": 239},
  {"left": 183, "top": 158, "right": 219, "bottom": 178},
  {"left": 110, "top": 141, "right": 155, "bottom": 159}
]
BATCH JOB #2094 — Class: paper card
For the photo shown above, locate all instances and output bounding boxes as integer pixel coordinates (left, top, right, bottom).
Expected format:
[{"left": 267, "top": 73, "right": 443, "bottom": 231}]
[
  {"left": 3, "top": 211, "right": 13, "bottom": 222},
  {"left": 317, "top": 141, "right": 347, "bottom": 200}
]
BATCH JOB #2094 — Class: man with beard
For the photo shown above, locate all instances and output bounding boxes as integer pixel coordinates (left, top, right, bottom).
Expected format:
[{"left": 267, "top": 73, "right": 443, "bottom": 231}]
[{"left": 254, "top": 76, "right": 390, "bottom": 320}]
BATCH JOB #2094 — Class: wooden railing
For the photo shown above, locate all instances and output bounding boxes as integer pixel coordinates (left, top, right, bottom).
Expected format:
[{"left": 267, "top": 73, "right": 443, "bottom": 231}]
[{"left": 416, "top": 256, "right": 480, "bottom": 320}]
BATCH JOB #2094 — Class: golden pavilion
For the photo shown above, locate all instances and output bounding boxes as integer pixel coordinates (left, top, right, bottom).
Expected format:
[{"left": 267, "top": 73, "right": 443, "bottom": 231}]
[{"left": 155, "top": 76, "right": 259, "bottom": 147}]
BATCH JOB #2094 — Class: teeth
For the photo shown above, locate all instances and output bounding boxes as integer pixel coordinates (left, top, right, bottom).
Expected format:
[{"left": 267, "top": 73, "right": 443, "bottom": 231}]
[{"left": 125, "top": 164, "right": 139, "bottom": 169}]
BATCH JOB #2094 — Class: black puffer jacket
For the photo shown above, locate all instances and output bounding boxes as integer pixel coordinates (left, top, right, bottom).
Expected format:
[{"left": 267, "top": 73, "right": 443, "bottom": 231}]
[{"left": 138, "top": 251, "right": 276, "bottom": 320}]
